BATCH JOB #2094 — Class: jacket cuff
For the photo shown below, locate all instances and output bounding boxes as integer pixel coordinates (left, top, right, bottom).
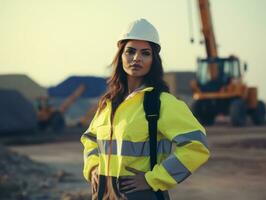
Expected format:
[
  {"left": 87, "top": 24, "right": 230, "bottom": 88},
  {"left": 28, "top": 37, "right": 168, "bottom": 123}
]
[
  {"left": 83, "top": 155, "right": 99, "bottom": 181},
  {"left": 144, "top": 171, "right": 159, "bottom": 191}
]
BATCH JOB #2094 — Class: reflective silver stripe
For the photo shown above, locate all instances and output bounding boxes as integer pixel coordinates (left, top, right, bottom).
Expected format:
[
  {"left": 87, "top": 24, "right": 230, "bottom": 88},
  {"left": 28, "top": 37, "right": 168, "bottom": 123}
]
[
  {"left": 87, "top": 148, "right": 98, "bottom": 157},
  {"left": 97, "top": 139, "right": 172, "bottom": 156},
  {"left": 97, "top": 140, "right": 116, "bottom": 155},
  {"left": 172, "top": 130, "right": 208, "bottom": 149},
  {"left": 83, "top": 131, "right": 97, "bottom": 142},
  {"left": 157, "top": 139, "right": 172, "bottom": 155},
  {"left": 162, "top": 155, "right": 191, "bottom": 183}
]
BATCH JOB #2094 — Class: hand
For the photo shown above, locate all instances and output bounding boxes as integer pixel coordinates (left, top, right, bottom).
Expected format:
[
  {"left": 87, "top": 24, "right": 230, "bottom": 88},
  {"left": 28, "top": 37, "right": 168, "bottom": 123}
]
[
  {"left": 90, "top": 166, "right": 99, "bottom": 193},
  {"left": 119, "top": 166, "right": 151, "bottom": 194}
]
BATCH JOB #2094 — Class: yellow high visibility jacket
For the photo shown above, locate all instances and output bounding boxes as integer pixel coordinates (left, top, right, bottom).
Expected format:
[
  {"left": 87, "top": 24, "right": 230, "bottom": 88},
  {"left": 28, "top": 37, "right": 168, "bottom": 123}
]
[{"left": 81, "top": 87, "right": 210, "bottom": 191}]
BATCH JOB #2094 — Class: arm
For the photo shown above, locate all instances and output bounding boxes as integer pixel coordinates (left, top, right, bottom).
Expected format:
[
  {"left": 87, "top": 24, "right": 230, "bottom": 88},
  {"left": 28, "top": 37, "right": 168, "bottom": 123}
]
[
  {"left": 80, "top": 110, "right": 100, "bottom": 182},
  {"left": 144, "top": 93, "right": 210, "bottom": 191}
]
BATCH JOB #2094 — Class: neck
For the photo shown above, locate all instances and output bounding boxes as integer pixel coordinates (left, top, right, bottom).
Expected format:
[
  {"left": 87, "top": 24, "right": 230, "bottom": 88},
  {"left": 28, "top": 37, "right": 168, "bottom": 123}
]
[{"left": 127, "top": 76, "right": 143, "bottom": 94}]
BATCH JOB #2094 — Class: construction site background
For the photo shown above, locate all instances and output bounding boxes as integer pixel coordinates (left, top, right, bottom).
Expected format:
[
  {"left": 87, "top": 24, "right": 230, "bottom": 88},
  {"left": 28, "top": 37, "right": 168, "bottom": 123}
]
[{"left": 0, "top": 73, "right": 266, "bottom": 200}]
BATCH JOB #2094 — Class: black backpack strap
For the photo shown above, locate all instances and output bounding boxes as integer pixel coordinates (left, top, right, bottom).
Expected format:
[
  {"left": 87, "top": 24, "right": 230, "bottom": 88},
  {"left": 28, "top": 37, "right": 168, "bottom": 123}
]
[
  {"left": 144, "top": 89, "right": 165, "bottom": 200},
  {"left": 144, "top": 89, "right": 160, "bottom": 169}
]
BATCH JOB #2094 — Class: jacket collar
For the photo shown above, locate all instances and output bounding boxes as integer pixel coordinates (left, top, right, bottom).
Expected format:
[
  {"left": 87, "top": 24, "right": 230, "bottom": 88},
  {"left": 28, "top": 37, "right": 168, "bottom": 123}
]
[
  {"left": 141, "top": 86, "right": 154, "bottom": 92},
  {"left": 106, "top": 86, "right": 154, "bottom": 105},
  {"left": 124, "top": 86, "right": 154, "bottom": 100}
]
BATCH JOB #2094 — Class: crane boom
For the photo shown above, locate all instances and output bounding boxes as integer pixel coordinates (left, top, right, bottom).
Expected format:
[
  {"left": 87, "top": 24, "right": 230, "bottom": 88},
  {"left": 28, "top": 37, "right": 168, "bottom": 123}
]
[{"left": 198, "top": 0, "right": 218, "bottom": 58}]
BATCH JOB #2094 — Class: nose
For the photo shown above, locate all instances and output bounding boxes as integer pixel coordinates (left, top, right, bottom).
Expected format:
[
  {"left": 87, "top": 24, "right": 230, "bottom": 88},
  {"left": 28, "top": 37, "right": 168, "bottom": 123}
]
[{"left": 133, "top": 51, "right": 142, "bottom": 62}]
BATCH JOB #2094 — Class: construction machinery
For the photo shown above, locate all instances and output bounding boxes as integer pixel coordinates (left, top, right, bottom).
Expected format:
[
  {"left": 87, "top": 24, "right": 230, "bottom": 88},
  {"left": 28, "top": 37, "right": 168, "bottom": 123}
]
[
  {"left": 78, "top": 104, "right": 98, "bottom": 127},
  {"left": 37, "top": 84, "right": 86, "bottom": 130},
  {"left": 190, "top": 0, "right": 265, "bottom": 126}
]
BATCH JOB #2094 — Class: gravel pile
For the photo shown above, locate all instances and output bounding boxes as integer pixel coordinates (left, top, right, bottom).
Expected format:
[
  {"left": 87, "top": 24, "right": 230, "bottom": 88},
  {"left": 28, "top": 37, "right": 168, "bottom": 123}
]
[
  {"left": 0, "top": 145, "right": 57, "bottom": 199},
  {"left": 0, "top": 145, "right": 91, "bottom": 200}
]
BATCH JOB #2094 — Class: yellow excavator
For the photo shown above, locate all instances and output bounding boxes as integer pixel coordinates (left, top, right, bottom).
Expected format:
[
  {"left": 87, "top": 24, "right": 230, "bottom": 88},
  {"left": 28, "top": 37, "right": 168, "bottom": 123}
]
[
  {"left": 190, "top": 0, "right": 265, "bottom": 126},
  {"left": 37, "top": 84, "right": 86, "bottom": 130}
]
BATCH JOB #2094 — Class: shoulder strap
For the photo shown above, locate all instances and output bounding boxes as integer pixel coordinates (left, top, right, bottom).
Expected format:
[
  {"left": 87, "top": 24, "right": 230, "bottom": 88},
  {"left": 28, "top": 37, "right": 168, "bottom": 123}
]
[
  {"left": 144, "top": 89, "right": 160, "bottom": 169},
  {"left": 144, "top": 89, "right": 165, "bottom": 200}
]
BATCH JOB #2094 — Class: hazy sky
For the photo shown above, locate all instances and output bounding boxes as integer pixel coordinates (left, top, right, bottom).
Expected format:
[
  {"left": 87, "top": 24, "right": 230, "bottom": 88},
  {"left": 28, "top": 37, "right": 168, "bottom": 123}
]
[{"left": 0, "top": 0, "right": 266, "bottom": 100}]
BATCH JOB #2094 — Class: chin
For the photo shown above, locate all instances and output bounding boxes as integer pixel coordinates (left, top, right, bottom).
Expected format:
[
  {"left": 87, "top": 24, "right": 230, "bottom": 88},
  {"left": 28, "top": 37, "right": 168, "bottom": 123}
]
[
  {"left": 127, "top": 70, "right": 148, "bottom": 77},
  {"left": 128, "top": 72, "right": 145, "bottom": 78}
]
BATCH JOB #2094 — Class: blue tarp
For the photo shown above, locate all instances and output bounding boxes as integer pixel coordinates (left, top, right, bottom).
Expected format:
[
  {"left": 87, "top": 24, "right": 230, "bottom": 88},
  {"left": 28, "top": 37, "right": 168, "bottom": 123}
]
[
  {"left": 48, "top": 76, "right": 107, "bottom": 98},
  {"left": 0, "top": 89, "right": 37, "bottom": 134}
]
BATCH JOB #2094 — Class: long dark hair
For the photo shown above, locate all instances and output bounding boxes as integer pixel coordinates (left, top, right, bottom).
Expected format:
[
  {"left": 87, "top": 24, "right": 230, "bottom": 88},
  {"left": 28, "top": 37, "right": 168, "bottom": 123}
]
[{"left": 98, "top": 40, "right": 169, "bottom": 112}]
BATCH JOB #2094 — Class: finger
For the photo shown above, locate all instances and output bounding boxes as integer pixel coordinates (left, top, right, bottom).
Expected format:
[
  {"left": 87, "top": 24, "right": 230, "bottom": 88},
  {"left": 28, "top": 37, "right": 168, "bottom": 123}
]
[
  {"left": 92, "top": 182, "right": 96, "bottom": 193},
  {"left": 125, "top": 167, "right": 141, "bottom": 174},
  {"left": 119, "top": 176, "right": 134, "bottom": 182},
  {"left": 93, "top": 181, "right": 98, "bottom": 190},
  {"left": 124, "top": 187, "right": 138, "bottom": 194},
  {"left": 91, "top": 180, "right": 96, "bottom": 192},
  {"left": 92, "top": 176, "right": 98, "bottom": 185},
  {"left": 92, "top": 185, "right": 96, "bottom": 193},
  {"left": 120, "top": 184, "right": 136, "bottom": 192},
  {"left": 120, "top": 179, "right": 135, "bottom": 186},
  {"left": 94, "top": 176, "right": 99, "bottom": 183}
]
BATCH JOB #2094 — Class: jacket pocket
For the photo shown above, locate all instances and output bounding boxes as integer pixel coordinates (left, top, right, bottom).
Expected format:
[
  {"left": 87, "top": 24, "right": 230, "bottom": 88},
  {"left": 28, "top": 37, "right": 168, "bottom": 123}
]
[{"left": 96, "top": 125, "right": 111, "bottom": 140}]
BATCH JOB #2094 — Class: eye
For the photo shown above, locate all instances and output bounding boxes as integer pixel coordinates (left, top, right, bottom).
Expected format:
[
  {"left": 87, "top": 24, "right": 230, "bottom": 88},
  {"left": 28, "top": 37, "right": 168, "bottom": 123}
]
[
  {"left": 142, "top": 51, "right": 151, "bottom": 56},
  {"left": 124, "top": 49, "right": 135, "bottom": 55}
]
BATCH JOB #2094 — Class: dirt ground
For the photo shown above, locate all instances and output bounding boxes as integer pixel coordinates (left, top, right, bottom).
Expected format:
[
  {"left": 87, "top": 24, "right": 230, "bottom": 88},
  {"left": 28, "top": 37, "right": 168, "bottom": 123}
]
[{"left": 6, "top": 123, "right": 266, "bottom": 200}]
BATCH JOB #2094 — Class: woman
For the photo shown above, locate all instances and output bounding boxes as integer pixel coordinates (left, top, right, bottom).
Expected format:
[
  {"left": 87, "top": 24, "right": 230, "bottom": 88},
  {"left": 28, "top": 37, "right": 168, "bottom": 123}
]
[{"left": 81, "top": 18, "right": 210, "bottom": 200}]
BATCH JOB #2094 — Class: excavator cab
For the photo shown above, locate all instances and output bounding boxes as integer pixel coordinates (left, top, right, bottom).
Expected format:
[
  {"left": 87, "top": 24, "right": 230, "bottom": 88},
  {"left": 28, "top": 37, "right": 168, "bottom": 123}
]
[{"left": 196, "top": 56, "right": 241, "bottom": 92}]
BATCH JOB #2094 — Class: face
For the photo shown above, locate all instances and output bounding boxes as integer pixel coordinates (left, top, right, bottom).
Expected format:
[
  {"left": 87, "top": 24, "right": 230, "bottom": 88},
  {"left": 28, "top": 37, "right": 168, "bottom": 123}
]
[{"left": 121, "top": 40, "right": 153, "bottom": 79}]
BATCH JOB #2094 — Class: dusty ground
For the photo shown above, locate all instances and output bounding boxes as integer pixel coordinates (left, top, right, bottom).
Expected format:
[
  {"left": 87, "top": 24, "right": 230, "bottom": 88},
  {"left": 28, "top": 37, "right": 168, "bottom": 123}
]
[{"left": 5, "top": 124, "right": 266, "bottom": 200}]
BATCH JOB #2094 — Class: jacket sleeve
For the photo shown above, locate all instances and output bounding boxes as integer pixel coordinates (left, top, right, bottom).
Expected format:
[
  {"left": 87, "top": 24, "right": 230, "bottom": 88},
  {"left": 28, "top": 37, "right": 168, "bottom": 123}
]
[
  {"left": 80, "top": 109, "right": 100, "bottom": 182},
  {"left": 144, "top": 93, "right": 210, "bottom": 191}
]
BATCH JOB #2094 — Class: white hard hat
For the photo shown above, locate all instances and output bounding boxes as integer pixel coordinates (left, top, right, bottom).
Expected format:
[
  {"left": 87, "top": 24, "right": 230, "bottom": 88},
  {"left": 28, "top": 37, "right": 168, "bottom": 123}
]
[{"left": 117, "top": 18, "right": 160, "bottom": 48}]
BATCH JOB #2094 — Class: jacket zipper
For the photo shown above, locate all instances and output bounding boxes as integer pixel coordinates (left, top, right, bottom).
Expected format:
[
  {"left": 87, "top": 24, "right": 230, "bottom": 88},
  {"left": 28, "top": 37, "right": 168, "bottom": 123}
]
[
  {"left": 106, "top": 89, "right": 150, "bottom": 176},
  {"left": 106, "top": 101, "right": 120, "bottom": 177},
  {"left": 106, "top": 95, "right": 135, "bottom": 176}
]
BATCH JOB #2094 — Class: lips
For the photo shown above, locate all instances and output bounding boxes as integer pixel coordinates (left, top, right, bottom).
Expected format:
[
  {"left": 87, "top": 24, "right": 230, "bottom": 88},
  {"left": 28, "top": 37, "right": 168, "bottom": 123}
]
[{"left": 130, "top": 64, "right": 142, "bottom": 69}]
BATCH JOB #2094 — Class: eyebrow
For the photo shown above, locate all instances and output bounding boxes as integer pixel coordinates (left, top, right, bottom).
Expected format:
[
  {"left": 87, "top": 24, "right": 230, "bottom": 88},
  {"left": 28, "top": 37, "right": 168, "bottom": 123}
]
[{"left": 125, "top": 47, "right": 152, "bottom": 51}]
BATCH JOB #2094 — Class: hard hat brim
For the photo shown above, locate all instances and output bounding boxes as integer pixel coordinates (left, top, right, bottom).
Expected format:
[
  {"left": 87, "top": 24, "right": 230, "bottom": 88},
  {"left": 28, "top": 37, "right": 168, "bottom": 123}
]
[{"left": 117, "top": 37, "right": 161, "bottom": 52}]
